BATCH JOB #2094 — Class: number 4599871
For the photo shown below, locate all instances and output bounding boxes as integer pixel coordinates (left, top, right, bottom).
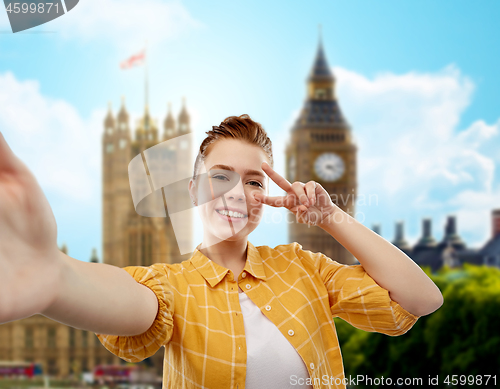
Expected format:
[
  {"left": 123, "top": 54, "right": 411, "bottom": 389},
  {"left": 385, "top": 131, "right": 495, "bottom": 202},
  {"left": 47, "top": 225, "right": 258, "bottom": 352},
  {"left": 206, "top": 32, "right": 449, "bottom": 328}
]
[
  {"left": 6, "top": 2, "right": 60, "bottom": 14},
  {"left": 444, "top": 375, "right": 496, "bottom": 386}
]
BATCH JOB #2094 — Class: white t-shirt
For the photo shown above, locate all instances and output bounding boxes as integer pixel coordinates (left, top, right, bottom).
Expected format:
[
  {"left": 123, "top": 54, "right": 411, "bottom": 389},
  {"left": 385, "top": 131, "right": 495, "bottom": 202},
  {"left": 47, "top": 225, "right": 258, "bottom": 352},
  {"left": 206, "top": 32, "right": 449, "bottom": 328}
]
[{"left": 239, "top": 290, "right": 313, "bottom": 389}]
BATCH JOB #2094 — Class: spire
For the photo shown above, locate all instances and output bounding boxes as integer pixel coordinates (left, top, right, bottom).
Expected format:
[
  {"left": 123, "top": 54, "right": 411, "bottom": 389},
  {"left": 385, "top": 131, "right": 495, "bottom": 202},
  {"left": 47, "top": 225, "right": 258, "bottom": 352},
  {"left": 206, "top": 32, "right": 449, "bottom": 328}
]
[
  {"left": 308, "top": 27, "right": 334, "bottom": 82},
  {"left": 414, "top": 218, "right": 437, "bottom": 251},
  {"left": 135, "top": 101, "right": 157, "bottom": 141},
  {"left": 145, "top": 39, "right": 149, "bottom": 114},
  {"left": 104, "top": 101, "right": 115, "bottom": 129},
  {"left": 89, "top": 248, "right": 99, "bottom": 263},
  {"left": 144, "top": 103, "right": 151, "bottom": 130},
  {"left": 179, "top": 97, "right": 188, "bottom": 121},
  {"left": 178, "top": 97, "right": 190, "bottom": 134},
  {"left": 392, "top": 221, "right": 410, "bottom": 251},
  {"left": 293, "top": 31, "right": 347, "bottom": 129},
  {"left": 438, "top": 215, "right": 466, "bottom": 250},
  {"left": 117, "top": 95, "right": 129, "bottom": 124},
  {"left": 163, "top": 102, "right": 176, "bottom": 139},
  {"left": 60, "top": 242, "right": 68, "bottom": 254}
]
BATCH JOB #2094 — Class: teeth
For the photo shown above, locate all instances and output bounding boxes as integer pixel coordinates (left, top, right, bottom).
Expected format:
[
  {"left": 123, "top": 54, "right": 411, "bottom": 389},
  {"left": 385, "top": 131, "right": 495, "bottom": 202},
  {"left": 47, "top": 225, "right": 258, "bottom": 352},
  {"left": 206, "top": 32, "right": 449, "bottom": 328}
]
[{"left": 216, "top": 209, "right": 246, "bottom": 218}]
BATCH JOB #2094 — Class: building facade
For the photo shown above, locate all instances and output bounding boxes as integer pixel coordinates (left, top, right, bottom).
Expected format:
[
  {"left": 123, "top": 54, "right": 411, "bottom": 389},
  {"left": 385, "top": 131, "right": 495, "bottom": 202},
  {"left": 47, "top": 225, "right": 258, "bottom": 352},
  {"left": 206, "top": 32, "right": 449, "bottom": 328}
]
[{"left": 103, "top": 98, "right": 193, "bottom": 268}]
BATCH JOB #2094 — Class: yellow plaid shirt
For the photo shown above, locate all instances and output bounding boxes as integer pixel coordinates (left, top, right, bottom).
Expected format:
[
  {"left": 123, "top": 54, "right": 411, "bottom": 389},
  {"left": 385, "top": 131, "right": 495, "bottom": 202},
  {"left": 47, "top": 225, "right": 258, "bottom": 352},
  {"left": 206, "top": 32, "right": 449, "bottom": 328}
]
[{"left": 96, "top": 241, "right": 420, "bottom": 389}]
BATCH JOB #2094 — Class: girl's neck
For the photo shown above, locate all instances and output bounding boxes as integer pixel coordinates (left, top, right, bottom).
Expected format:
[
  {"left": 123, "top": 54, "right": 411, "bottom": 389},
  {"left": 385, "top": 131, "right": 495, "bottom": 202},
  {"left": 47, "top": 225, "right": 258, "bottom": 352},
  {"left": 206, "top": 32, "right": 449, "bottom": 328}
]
[{"left": 198, "top": 238, "right": 248, "bottom": 278}]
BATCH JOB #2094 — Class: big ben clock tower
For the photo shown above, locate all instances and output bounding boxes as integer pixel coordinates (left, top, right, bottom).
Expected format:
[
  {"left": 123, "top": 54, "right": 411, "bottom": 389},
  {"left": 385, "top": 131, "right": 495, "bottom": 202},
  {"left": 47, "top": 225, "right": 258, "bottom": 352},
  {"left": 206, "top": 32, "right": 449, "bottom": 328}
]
[{"left": 285, "top": 35, "right": 357, "bottom": 265}]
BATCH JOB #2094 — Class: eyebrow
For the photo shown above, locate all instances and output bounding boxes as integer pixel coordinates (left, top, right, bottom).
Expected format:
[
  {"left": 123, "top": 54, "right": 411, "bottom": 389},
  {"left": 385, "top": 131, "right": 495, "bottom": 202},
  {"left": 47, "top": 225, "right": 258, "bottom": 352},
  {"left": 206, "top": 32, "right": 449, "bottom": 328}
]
[{"left": 208, "top": 164, "right": 266, "bottom": 180}]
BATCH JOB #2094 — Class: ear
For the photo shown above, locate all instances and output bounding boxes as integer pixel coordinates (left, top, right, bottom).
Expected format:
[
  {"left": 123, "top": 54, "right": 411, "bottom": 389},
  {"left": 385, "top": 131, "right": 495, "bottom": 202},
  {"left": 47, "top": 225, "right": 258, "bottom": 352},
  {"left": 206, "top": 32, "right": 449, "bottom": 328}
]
[{"left": 188, "top": 178, "right": 197, "bottom": 205}]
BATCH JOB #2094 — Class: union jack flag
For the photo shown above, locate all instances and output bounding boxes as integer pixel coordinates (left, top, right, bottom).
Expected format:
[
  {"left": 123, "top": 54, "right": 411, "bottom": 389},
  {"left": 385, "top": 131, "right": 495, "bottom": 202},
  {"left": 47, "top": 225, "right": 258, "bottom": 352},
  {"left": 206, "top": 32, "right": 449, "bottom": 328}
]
[{"left": 120, "top": 49, "right": 146, "bottom": 69}]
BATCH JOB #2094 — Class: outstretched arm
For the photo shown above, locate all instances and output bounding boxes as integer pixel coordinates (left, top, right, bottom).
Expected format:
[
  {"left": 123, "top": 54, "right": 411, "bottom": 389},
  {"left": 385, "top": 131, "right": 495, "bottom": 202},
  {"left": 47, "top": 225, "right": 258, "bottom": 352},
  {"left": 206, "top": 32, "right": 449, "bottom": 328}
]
[
  {"left": 40, "top": 251, "right": 159, "bottom": 336},
  {"left": 0, "top": 131, "right": 158, "bottom": 336}
]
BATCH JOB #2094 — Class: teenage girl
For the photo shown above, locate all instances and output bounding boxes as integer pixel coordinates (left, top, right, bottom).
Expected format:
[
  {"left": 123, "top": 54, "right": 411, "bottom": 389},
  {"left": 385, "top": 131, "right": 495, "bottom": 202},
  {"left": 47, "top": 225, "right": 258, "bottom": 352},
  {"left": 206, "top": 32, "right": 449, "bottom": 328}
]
[{"left": 0, "top": 114, "right": 443, "bottom": 389}]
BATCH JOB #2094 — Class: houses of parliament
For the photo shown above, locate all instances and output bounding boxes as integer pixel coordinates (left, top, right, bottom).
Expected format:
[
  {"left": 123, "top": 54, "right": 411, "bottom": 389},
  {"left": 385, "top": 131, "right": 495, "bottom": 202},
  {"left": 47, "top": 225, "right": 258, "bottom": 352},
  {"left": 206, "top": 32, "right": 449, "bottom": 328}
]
[{"left": 1, "top": 38, "right": 499, "bottom": 379}]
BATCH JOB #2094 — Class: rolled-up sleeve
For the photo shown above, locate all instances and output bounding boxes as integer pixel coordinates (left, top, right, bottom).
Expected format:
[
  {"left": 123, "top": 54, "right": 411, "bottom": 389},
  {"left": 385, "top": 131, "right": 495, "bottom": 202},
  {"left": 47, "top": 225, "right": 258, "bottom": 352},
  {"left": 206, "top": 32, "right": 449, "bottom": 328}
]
[
  {"left": 296, "top": 243, "right": 420, "bottom": 336},
  {"left": 95, "top": 264, "right": 174, "bottom": 362}
]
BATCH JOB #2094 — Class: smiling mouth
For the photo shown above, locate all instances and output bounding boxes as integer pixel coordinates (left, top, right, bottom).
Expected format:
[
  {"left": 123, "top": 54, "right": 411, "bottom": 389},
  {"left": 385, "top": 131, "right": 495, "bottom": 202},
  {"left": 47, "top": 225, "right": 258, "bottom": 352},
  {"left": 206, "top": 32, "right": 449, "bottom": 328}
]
[{"left": 215, "top": 209, "right": 248, "bottom": 219}]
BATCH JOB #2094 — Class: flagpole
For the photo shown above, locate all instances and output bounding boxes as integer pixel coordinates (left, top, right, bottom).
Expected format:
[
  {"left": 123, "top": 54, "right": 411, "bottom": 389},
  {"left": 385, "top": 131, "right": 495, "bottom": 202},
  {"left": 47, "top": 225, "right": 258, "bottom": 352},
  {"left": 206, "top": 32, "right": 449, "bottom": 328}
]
[{"left": 145, "top": 39, "right": 149, "bottom": 112}]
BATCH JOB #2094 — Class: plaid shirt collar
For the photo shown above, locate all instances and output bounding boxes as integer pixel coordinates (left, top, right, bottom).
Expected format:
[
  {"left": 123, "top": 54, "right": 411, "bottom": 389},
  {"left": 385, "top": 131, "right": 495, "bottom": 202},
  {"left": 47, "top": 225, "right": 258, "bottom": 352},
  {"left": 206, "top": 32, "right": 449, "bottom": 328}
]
[{"left": 190, "top": 241, "right": 266, "bottom": 287}]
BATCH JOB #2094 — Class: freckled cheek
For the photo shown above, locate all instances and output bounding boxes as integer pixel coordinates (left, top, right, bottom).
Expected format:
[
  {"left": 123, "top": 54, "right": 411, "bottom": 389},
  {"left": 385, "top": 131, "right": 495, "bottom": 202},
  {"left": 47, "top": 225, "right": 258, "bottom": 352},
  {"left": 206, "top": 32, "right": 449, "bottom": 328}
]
[
  {"left": 246, "top": 204, "right": 263, "bottom": 220},
  {"left": 245, "top": 189, "right": 261, "bottom": 205}
]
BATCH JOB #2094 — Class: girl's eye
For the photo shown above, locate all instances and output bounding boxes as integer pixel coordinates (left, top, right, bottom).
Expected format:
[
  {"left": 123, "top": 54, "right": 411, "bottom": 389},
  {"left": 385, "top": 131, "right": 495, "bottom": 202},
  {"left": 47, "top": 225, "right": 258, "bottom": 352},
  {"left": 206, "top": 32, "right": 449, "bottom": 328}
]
[
  {"left": 212, "top": 175, "right": 229, "bottom": 181},
  {"left": 248, "top": 181, "right": 263, "bottom": 188}
]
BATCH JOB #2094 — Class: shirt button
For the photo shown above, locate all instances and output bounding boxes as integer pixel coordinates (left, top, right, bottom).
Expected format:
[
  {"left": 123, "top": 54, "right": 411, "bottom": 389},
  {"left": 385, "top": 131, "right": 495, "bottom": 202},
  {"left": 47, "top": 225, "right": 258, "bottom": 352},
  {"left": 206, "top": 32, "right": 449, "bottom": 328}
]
[
  {"left": 242, "top": 272, "right": 247, "bottom": 278},
  {"left": 310, "top": 363, "right": 315, "bottom": 370},
  {"left": 288, "top": 329, "right": 294, "bottom": 336},
  {"left": 246, "top": 284, "right": 251, "bottom": 289},
  {"left": 265, "top": 305, "right": 271, "bottom": 311}
]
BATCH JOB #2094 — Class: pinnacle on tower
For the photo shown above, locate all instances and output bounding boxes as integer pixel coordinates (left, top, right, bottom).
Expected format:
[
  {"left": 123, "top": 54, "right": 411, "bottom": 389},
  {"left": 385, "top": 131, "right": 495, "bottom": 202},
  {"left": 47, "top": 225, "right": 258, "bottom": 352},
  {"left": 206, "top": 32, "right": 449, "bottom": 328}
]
[
  {"left": 293, "top": 32, "right": 347, "bottom": 128},
  {"left": 144, "top": 103, "right": 151, "bottom": 130},
  {"left": 308, "top": 29, "right": 334, "bottom": 82},
  {"left": 60, "top": 242, "right": 68, "bottom": 254},
  {"left": 164, "top": 101, "right": 176, "bottom": 139},
  {"left": 392, "top": 221, "right": 410, "bottom": 251},
  {"left": 90, "top": 248, "right": 99, "bottom": 263},
  {"left": 104, "top": 101, "right": 115, "bottom": 129},
  {"left": 117, "top": 95, "right": 129, "bottom": 127},
  {"left": 178, "top": 97, "right": 190, "bottom": 134},
  {"left": 438, "top": 215, "right": 466, "bottom": 250},
  {"left": 415, "top": 218, "right": 437, "bottom": 250}
]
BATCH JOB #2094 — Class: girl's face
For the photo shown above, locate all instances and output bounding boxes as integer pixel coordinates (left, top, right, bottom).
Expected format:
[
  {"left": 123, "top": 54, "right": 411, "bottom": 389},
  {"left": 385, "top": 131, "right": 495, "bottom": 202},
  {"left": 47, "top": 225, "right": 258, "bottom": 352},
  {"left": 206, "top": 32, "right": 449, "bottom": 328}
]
[{"left": 188, "top": 139, "right": 269, "bottom": 244}]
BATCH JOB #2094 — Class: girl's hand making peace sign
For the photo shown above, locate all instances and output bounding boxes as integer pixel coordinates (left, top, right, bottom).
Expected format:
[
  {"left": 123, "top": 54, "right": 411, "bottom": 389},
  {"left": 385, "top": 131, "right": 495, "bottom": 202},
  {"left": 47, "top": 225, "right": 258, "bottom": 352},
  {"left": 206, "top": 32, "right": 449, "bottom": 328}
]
[{"left": 253, "top": 161, "right": 338, "bottom": 227}]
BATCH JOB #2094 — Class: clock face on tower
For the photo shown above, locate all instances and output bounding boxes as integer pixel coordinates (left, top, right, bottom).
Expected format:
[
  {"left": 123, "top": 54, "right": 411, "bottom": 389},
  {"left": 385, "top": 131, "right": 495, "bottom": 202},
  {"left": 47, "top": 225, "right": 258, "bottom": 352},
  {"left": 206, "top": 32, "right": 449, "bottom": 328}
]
[{"left": 314, "top": 152, "right": 345, "bottom": 182}]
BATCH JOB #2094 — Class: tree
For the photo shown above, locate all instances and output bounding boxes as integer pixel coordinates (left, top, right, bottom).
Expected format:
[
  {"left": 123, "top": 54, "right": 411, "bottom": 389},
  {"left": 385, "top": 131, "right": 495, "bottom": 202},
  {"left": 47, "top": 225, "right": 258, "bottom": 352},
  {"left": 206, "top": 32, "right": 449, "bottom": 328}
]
[{"left": 336, "top": 264, "right": 500, "bottom": 388}]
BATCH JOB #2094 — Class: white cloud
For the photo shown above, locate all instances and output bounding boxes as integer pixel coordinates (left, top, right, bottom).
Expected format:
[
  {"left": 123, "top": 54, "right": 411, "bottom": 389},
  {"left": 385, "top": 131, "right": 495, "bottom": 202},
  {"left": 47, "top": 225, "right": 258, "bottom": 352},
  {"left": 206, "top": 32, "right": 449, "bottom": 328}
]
[
  {"left": 0, "top": 70, "right": 102, "bottom": 203},
  {"left": 334, "top": 64, "right": 500, "bottom": 245},
  {"left": 0, "top": 0, "right": 203, "bottom": 51},
  {"left": 53, "top": 0, "right": 204, "bottom": 50}
]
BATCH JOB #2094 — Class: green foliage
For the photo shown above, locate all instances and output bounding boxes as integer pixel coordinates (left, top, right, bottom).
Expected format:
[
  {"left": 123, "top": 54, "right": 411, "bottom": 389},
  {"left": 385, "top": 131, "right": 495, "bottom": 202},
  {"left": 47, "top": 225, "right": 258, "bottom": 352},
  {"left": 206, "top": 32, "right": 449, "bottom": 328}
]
[{"left": 336, "top": 264, "right": 500, "bottom": 388}]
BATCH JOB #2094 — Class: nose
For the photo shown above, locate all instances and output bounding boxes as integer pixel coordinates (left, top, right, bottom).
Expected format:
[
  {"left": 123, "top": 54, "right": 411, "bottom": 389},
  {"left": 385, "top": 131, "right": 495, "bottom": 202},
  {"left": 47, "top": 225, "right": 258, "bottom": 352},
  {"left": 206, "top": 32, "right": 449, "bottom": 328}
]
[{"left": 224, "top": 180, "right": 245, "bottom": 202}]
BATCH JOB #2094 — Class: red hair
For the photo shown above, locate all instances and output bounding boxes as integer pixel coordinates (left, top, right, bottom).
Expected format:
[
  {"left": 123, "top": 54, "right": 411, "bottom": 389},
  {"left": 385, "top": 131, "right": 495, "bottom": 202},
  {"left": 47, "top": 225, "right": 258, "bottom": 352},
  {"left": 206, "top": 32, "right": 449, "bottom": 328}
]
[{"left": 192, "top": 114, "right": 273, "bottom": 181}]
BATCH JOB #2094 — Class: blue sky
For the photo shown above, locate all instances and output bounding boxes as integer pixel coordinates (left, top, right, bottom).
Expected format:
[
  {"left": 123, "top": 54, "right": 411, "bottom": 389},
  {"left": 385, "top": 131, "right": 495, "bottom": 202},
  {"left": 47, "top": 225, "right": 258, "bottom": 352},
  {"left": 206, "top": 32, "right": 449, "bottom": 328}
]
[{"left": 1, "top": 0, "right": 499, "bottom": 262}]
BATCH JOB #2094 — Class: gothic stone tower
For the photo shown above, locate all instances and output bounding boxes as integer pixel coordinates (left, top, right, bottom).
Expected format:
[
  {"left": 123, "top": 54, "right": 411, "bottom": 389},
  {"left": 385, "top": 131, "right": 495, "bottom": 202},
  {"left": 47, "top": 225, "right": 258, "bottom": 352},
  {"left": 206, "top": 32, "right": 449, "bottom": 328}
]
[
  {"left": 286, "top": 38, "right": 357, "bottom": 265},
  {"left": 102, "top": 97, "right": 193, "bottom": 269}
]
